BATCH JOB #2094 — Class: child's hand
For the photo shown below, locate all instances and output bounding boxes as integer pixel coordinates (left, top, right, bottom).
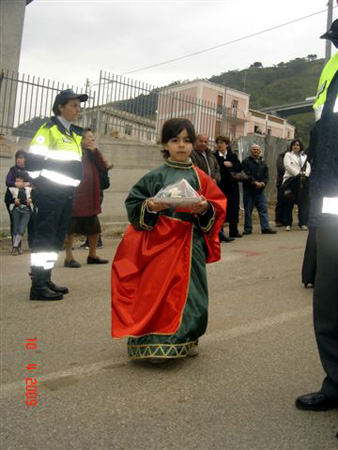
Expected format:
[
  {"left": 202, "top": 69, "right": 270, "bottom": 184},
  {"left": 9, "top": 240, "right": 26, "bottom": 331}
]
[
  {"left": 14, "top": 199, "right": 20, "bottom": 206},
  {"left": 147, "top": 198, "right": 170, "bottom": 212},
  {"left": 189, "top": 196, "right": 209, "bottom": 215}
]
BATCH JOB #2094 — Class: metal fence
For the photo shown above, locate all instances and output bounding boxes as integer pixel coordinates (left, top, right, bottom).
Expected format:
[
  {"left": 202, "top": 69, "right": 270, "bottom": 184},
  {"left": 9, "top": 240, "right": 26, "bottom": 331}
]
[
  {"left": 0, "top": 69, "right": 240, "bottom": 143},
  {"left": 0, "top": 70, "right": 96, "bottom": 138}
]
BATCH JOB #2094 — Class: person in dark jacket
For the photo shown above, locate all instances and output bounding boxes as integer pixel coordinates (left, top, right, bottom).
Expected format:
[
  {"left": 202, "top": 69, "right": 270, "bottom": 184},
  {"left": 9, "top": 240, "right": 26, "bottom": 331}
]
[
  {"left": 190, "top": 134, "right": 232, "bottom": 242},
  {"left": 242, "top": 144, "right": 276, "bottom": 235},
  {"left": 274, "top": 150, "right": 287, "bottom": 227},
  {"left": 64, "top": 129, "right": 108, "bottom": 267},
  {"left": 214, "top": 135, "right": 242, "bottom": 238},
  {"left": 5, "top": 150, "right": 35, "bottom": 249},
  {"left": 295, "top": 19, "right": 338, "bottom": 412}
]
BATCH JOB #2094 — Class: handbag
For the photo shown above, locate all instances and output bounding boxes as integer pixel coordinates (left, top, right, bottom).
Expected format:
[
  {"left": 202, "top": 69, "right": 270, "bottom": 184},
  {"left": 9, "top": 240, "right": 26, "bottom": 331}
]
[
  {"left": 229, "top": 170, "right": 249, "bottom": 182},
  {"left": 282, "top": 157, "right": 308, "bottom": 201}
]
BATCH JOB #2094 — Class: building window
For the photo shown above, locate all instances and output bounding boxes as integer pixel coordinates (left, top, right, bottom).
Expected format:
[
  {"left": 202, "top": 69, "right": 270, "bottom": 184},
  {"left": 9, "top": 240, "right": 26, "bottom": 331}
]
[
  {"left": 125, "top": 125, "right": 132, "bottom": 136},
  {"left": 217, "top": 95, "right": 223, "bottom": 114},
  {"left": 232, "top": 100, "right": 238, "bottom": 115}
]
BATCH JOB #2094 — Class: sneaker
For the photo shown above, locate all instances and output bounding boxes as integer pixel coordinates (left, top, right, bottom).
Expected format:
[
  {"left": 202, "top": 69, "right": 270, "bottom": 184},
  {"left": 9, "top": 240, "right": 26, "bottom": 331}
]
[
  {"left": 243, "top": 230, "right": 252, "bottom": 235},
  {"left": 97, "top": 239, "right": 103, "bottom": 248},
  {"left": 262, "top": 228, "right": 277, "bottom": 234},
  {"left": 79, "top": 242, "right": 89, "bottom": 250},
  {"left": 286, "top": 226, "right": 291, "bottom": 231},
  {"left": 11, "top": 247, "right": 19, "bottom": 256},
  {"left": 301, "top": 225, "right": 308, "bottom": 231}
]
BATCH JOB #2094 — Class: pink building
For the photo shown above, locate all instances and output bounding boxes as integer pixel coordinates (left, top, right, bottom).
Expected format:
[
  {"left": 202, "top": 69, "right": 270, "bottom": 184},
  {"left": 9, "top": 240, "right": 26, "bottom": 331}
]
[{"left": 157, "top": 80, "right": 294, "bottom": 142}]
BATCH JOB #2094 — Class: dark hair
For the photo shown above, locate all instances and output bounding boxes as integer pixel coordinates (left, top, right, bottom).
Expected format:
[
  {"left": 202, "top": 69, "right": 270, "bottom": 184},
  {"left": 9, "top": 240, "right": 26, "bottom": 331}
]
[
  {"left": 160, "top": 118, "right": 196, "bottom": 159},
  {"left": 82, "top": 128, "right": 93, "bottom": 137},
  {"left": 289, "top": 139, "right": 303, "bottom": 152},
  {"left": 215, "top": 135, "right": 232, "bottom": 150},
  {"left": 15, "top": 149, "right": 27, "bottom": 159}
]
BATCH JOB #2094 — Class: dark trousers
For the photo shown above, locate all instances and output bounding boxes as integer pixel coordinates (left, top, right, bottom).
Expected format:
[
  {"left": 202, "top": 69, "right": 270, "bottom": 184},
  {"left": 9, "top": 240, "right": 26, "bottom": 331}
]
[
  {"left": 275, "top": 185, "right": 285, "bottom": 224},
  {"left": 314, "top": 227, "right": 338, "bottom": 399},
  {"left": 284, "top": 188, "right": 309, "bottom": 227},
  {"left": 32, "top": 190, "right": 74, "bottom": 253}
]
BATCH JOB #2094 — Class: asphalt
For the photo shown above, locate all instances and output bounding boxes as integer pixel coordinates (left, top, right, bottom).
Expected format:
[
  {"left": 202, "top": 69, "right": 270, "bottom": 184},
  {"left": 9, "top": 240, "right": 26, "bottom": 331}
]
[{"left": 1, "top": 226, "right": 337, "bottom": 450}]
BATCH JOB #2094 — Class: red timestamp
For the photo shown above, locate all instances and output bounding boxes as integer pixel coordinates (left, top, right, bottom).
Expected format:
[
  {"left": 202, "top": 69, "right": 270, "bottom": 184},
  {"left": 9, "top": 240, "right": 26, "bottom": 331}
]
[{"left": 25, "top": 338, "right": 39, "bottom": 406}]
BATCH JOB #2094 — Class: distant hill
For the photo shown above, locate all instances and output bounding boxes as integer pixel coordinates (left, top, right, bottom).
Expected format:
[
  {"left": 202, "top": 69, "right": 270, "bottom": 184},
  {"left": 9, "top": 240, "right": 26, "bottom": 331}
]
[{"left": 208, "top": 56, "right": 324, "bottom": 144}]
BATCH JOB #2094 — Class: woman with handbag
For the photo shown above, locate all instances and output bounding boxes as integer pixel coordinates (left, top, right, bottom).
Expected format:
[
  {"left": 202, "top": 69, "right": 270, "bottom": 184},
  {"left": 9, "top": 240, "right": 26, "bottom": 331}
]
[
  {"left": 214, "top": 135, "right": 243, "bottom": 238},
  {"left": 282, "top": 139, "right": 311, "bottom": 231}
]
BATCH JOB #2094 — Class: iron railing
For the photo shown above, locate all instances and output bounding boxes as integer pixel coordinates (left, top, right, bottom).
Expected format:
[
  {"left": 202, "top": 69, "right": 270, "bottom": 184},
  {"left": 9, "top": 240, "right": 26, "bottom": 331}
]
[{"left": 0, "top": 69, "right": 243, "bottom": 143}]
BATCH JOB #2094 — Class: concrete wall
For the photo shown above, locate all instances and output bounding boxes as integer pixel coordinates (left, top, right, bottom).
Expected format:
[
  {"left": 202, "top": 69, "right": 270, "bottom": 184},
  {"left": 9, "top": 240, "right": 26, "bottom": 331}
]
[{"left": 0, "top": 134, "right": 163, "bottom": 233}]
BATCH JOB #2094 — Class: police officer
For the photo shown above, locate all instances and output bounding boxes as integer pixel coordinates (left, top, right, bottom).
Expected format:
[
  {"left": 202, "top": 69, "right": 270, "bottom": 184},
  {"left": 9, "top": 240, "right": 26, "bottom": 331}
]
[
  {"left": 26, "top": 89, "right": 88, "bottom": 301},
  {"left": 295, "top": 19, "right": 338, "bottom": 411}
]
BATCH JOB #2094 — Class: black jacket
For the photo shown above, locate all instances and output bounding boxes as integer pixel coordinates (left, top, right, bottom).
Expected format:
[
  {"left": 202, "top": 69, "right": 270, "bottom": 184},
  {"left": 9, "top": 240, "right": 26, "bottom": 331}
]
[
  {"left": 242, "top": 155, "right": 269, "bottom": 194},
  {"left": 214, "top": 150, "right": 242, "bottom": 194},
  {"left": 309, "top": 70, "right": 338, "bottom": 227}
]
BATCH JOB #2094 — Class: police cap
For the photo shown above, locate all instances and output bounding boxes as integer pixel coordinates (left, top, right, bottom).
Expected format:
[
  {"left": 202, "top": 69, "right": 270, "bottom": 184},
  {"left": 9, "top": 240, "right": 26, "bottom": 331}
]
[
  {"left": 320, "top": 18, "right": 338, "bottom": 41},
  {"left": 52, "top": 89, "right": 88, "bottom": 115}
]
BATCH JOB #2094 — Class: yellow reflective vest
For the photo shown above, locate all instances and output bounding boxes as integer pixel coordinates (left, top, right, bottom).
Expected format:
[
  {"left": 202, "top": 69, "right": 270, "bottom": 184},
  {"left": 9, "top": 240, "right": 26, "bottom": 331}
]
[
  {"left": 28, "top": 117, "right": 83, "bottom": 187},
  {"left": 313, "top": 52, "right": 338, "bottom": 121}
]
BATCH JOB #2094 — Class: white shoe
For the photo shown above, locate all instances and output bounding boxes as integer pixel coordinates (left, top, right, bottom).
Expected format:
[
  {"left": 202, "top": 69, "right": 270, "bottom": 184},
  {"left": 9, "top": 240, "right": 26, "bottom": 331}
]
[
  {"left": 301, "top": 225, "right": 308, "bottom": 231},
  {"left": 286, "top": 226, "right": 291, "bottom": 231}
]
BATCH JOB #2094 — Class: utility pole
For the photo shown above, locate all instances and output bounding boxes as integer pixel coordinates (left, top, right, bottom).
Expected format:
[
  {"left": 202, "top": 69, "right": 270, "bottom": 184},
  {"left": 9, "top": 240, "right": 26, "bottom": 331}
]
[{"left": 325, "top": 0, "right": 334, "bottom": 63}]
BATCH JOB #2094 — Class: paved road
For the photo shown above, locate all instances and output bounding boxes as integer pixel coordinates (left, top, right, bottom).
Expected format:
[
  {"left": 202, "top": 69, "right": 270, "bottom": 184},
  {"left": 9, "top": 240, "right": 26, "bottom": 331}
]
[{"left": 1, "top": 227, "right": 337, "bottom": 450}]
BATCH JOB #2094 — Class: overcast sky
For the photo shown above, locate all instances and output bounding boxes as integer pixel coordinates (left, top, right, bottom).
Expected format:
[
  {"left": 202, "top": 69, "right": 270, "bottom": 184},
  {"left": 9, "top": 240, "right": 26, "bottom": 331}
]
[{"left": 20, "top": 0, "right": 338, "bottom": 91}]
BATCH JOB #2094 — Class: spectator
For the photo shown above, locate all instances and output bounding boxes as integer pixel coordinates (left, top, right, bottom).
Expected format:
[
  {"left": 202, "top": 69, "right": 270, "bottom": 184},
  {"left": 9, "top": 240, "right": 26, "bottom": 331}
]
[
  {"left": 191, "top": 134, "right": 232, "bottom": 242},
  {"left": 242, "top": 144, "right": 276, "bottom": 235},
  {"left": 5, "top": 150, "right": 35, "bottom": 249},
  {"left": 214, "top": 135, "right": 242, "bottom": 238},
  {"left": 7, "top": 174, "right": 33, "bottom": 255},
  {"left": 64, "top": 129, "right": 108, "bottom": 267},
  {"left": 282, "top": 139, "right": 311, "bottom": 231}
]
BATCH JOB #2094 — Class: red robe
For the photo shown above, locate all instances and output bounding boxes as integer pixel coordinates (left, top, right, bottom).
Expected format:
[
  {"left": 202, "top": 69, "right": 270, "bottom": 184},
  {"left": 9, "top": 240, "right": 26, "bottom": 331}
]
[{"left": 111, "top": 166, "right": 226, "bottom": 338}]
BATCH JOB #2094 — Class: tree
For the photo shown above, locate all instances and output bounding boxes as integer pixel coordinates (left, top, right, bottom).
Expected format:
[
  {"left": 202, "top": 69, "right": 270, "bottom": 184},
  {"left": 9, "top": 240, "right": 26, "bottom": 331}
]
[
  {"left": 250, "top": 62, "right": 263, "bottom": 69},
  {"left": 307, "top": 54, "right": 317, "bottom": 62}
]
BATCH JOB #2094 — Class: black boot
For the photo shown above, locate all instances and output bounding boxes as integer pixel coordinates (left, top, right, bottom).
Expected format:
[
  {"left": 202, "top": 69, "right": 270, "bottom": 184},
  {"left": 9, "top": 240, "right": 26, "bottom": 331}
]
[
  {"left": 30, "top": 267, "right": 63, "bottom": 301},
  {"left": 45, "top": 269, "right": 69, "bottom": 294}
]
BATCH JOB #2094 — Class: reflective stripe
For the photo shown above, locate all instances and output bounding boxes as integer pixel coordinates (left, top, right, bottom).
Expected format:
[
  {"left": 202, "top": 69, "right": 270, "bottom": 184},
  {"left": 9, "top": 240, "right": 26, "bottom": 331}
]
[
  {"left": 40, "top": 169, "right": 80, "bottom": 187},
  {"left": 322, "top": 197, "right": 338, "bottom": 215},
  {"left": 314, "top": 104, "right": 324, "bottom": 121},
  {"left": 30, "top": 145, "right": 49, "bottom": 156},
  {"left": 334, "top": 97, "right": 338, "bottom": 114},
  {"left": 27, "top": 170, "right": 41, "bottom": 179},
  {"left": 31, "top": 252, "right": 58, "bottom": 270},
  {"left": 30, "top": 145, "right": 81, "bottom": 162}
]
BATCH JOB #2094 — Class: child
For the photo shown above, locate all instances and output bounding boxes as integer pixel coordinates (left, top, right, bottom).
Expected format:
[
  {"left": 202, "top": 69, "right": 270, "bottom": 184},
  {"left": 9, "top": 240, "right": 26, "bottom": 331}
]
[
  {"left": 111, "top": 118, "right": 227, "bottom": 362},
  {"left": 8, "top": 175, "right": 33, "bottom": 255}
]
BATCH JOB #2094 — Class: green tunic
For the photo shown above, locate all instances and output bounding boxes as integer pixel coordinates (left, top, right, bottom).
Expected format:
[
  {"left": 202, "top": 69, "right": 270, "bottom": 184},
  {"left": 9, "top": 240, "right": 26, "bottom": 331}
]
[{"left": 125, "top": 159, "right": 216, "bottom": 359}]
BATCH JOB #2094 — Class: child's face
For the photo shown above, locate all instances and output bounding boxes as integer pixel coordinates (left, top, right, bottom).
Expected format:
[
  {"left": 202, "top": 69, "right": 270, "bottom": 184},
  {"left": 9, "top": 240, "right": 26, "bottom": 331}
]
[{"left": 164, "top": 129, "right": 193, "bottom": 162}]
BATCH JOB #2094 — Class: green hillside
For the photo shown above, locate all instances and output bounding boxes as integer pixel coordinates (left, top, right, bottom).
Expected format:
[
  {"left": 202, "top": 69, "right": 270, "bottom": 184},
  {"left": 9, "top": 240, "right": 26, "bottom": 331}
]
[{"left": 209, "top": 56, "right": 325, "bottom": 144}]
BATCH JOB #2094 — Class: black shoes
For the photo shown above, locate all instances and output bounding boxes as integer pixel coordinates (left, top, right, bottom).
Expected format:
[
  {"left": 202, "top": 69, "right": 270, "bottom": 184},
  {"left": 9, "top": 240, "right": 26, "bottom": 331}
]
[
  {"left": 45, "top": 269, "right": 69, "bottom": 294},
  {"left": 230, "top": 232, "right": 243, "bottom": 238},
  {"left": 30, "top": 267, "right": 63, "bottom": 301},
  {"left": 64, "top": 259, "right": 81, "bottom": 268},
  {"left": 262, "top": 228, "right": 277, "bottom": 234},
  {"left": 295, "top": 391, "right": 338, "bottom": 411},
  {"left": 220, "top": 236, "right": 235, "bottom": 243},
  {"left": 87, "top": 256, "right": 108, "bottom": 264}
]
